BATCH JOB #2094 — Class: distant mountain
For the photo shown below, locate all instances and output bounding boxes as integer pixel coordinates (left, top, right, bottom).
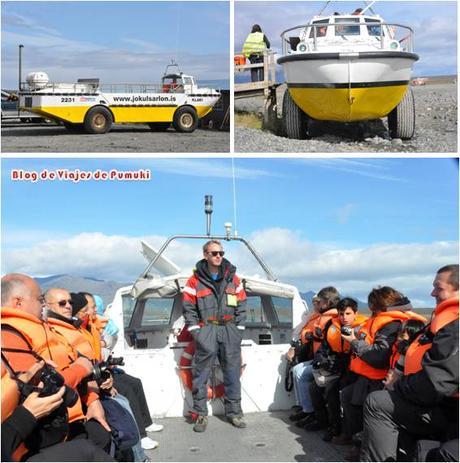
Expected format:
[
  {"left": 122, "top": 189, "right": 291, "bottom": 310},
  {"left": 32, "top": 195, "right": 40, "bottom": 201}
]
[{"left": 36, "top": 274, "right": 129, "bottom": 307}]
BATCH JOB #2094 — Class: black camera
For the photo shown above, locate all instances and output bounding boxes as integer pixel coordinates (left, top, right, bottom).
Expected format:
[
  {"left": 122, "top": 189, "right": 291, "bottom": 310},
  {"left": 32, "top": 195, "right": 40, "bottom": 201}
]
[
  {"left": 30, "top": 364, "right": 78, "bottom": 407},
  {"left": 89, "top": 355, "right": 125, "bottom": 386},
  {"left": 340, "top": 326, "right": 353, "bottom": 336}
]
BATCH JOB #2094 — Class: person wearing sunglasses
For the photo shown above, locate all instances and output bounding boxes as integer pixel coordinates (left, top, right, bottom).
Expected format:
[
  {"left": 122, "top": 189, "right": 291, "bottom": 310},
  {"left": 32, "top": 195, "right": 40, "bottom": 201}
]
[{"left": 183, "top": 240, "right": 247, "bottom": 433}]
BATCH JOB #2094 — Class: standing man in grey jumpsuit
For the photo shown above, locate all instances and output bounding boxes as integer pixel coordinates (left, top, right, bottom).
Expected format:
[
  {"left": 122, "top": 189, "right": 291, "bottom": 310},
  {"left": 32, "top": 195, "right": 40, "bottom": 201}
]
[{"left": 182, "top": 240, "right": 247, "bottom": 432}]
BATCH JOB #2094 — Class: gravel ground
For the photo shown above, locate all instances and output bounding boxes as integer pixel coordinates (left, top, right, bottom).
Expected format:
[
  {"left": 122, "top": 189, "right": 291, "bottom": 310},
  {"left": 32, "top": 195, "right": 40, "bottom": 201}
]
[
  {"left": 235, "top": 83, "right": 457, "bottom": 153},
  {"left": 1, "top": 123, "right": 230, "bottom": 153}
]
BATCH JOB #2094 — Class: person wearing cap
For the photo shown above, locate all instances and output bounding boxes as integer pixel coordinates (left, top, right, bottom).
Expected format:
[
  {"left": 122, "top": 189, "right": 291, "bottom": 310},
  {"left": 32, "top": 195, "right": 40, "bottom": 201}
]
[
  {"left": 334, "top": 287, "right": 426, "bottom": 460},
  {"left": 242, "top": 24, "right": 270, "bottom": 82},
  {"left": 360, "top": 265, "right": 459, "bottom": 462},
  {"left": 183, "top": 240, "right": 247, "bottom": 432}
]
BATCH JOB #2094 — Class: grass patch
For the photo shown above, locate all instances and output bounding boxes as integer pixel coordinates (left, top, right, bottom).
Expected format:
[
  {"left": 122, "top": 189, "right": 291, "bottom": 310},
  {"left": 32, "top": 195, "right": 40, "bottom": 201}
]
[{"left": 235, "top": 112, "right": 263, "bottom": 129}]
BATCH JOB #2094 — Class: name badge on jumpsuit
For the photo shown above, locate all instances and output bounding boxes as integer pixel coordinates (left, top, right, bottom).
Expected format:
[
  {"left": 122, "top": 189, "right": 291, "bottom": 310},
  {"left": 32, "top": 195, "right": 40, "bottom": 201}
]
[{"left": 227, "top": 294, "right": 238, "bottom": 307}]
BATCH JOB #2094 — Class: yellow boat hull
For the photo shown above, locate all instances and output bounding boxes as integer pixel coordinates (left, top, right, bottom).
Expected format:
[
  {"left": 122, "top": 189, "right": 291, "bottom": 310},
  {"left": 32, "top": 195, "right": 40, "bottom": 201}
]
[{"left": 288, "top": 84, "right": 409, "bottom": 122}]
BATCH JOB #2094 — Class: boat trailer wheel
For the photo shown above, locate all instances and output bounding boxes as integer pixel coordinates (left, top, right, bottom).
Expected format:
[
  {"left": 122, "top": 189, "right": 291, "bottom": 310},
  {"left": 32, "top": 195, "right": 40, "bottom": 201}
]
[{"left": 173, "top": 107, "right": 198, "bottom": 133}]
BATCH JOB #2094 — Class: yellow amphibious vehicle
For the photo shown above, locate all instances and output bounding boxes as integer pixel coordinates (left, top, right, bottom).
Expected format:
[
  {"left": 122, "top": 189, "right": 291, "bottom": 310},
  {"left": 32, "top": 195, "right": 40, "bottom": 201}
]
[
  {"left": 18, "top": 63, "right": 221, "bottom": 134},
  {"left": 278, "top": 4, "right": 419, "bottom": 140}
]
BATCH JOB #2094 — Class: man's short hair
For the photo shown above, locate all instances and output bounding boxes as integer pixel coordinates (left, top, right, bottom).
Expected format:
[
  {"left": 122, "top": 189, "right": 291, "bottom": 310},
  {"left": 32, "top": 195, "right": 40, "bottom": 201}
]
[
  {"left": 437, "top": 264, "right": 459, "bottom": 290},
  {"left": 337, "top": 297, "right": 358, "bottom": 313},
  {"left": 1, "top": 274, "right": 28, "bottom": 306},
  {"left": 203, "top": 240, "right": 222, "bottom": 253},
  {"left": 317, "top": 286, "right": 340, "bottom": 309}
]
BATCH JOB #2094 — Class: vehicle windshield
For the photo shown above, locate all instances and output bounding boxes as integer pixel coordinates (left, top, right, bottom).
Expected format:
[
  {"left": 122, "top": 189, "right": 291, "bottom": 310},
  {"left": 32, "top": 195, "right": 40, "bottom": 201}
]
[
  {"left": 365, "top": 18, "right": 382, "bottom": 36},
  {"left": 309, "top": 19, "right": 330, "bottom": 38}
]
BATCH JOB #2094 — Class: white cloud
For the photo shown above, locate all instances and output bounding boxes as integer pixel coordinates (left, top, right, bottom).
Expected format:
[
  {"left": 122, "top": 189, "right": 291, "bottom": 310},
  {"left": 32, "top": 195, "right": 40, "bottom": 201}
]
[{"left": 3, "top": 229, "right": 457, "bottom": 307}]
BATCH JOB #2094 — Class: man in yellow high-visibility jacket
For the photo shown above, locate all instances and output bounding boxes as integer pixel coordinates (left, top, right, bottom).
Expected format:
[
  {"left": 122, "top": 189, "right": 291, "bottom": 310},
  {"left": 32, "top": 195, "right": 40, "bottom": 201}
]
[{"left": 242, "top": 24, "right": 270, "bottom": 82}]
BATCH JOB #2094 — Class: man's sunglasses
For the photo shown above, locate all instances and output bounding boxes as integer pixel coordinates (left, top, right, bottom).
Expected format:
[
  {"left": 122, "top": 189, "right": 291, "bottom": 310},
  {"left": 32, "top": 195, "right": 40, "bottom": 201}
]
[
  {"left": 48, "top": 299, "right": 73, "bottom": 307},
  {"left": 208, "top": 251, "right": 225, "bottom": 257}
]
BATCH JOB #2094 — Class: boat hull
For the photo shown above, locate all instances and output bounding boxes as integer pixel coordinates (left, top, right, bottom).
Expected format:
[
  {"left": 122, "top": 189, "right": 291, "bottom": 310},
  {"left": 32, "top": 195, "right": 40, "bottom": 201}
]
[
  {"left": 19, "top": 92, "right": 219, "bottom": 124},
  {"left": 278, "top": 51, "right": 418, "bottom": 121}
]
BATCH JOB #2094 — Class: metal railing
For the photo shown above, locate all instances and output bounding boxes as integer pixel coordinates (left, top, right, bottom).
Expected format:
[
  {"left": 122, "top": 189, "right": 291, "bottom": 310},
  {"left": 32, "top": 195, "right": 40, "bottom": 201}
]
[{"left": 281, "top": 21, "right": 415, "bottom": 55}]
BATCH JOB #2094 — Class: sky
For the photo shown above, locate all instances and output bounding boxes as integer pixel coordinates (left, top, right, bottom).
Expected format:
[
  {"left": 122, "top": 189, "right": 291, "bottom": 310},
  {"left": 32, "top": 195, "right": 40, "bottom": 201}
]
[
  {"left": 2, "top": 157, "right": 458, "bottom": 308},
  {"left": 235, "top": 1, "right": 458, "bottom": 77},
  {"left": 1, "top": 1, "right": 230, "bottom": 89}
]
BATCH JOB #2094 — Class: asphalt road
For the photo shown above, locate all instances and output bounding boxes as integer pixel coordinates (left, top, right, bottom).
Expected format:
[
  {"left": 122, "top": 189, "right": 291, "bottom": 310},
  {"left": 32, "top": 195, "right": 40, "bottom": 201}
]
[{"left": 1, "top": 123, "right": 230, "bottom": 153}]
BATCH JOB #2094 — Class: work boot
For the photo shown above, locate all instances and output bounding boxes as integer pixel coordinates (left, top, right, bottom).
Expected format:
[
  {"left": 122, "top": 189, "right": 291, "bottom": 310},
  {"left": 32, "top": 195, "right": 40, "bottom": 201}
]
[
  {"left": 228, "top": 416, "right": 247, "bottom": 428},
  {"left": 303, "top": 419, "right": 328, "bottom": 432},
  {"left": 193, "top": 416, "right": 208, "bottom": 433},
  {"left": 322, "top": 426, "right": 340, "bottom": 442},
  {"left": 295, "top": 413, "right": 315, "bottom": 428},
  {"left": 289, "top": 410, "right": 310, "bottom": 421}
]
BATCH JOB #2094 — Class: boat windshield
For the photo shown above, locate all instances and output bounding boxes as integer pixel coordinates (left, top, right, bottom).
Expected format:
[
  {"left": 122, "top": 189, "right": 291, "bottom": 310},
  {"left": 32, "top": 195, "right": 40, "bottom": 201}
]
[
  {"left": 334, "top": 17, "right": 360, "bottom": 36},
  {"left": 309, "top": 19, "right": 330, "bottom": 38},
  {"left": 365, "top": 18, "right": 382, "bottom": 36}
]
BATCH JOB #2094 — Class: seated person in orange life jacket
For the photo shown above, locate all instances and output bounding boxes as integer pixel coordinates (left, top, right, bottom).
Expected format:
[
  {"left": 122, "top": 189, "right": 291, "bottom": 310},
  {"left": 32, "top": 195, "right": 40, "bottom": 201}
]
[
  {"left": 306, "top": 297, "right": 368, "bottom": 441},
  {"left": 333, "top": 286, "right": 427, "bottom": 461},
  {"left": 287, "top": 287, "right": 340, "bottom": 428},
  {"left": 0, "top": 273, "right": 113, "bottom": 460},
  {"left": 73, "top": 291, "right": 163, "bottom": 451},
  {"left": 2, "top": 359, "right": 114, "bottom": 462},
  {"left": 360, "top": 265, "right": 459, "bottom": 462}
]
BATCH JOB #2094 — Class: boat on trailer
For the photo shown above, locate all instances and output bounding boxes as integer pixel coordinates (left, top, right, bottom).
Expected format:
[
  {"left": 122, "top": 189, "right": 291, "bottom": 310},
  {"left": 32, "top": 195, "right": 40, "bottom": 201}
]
[
  {"left": 18, "top": 62, "right": 221, "bottom": 134},
  {"left": 105, "top": 197, "right": 308, "bottom": 420},
  {"left": 278, "top": 1, "right": 419, "bottom": 140}
]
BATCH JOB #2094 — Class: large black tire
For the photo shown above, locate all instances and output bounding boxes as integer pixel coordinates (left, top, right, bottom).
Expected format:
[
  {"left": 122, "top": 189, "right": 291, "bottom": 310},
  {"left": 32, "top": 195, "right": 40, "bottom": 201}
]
[
  {"left": 387, "top": 88, "right": 415, "bottom": 140},
  {"left": 84, "top": 106, "right": 113, "bottom": 134},
  {"left": 173, "top": 107, "right": 198, "bottom": 133},
  {"left": 64, "top": 122, "right": 84, "bottom": 133},
  {"left": 148, "top": 122, "right": 170, "bottom": 131},
  {"left": 282, "top": 90, "right": 308, "bottom": 140}
]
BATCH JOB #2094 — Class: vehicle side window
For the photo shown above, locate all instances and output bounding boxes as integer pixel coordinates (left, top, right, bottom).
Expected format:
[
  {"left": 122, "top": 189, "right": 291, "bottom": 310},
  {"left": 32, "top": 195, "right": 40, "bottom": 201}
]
[
  {"left": 141, "top": 298, "right": 174, "bottom": 326},
  {"left": 246, "top": 296, "right": 265, "bottom": 324},
  {"left": 335, "top": 17, "right": 360, "bottom": 36},
  {"left": 365, "top": 18, "right": 382, "bottom": 36}
]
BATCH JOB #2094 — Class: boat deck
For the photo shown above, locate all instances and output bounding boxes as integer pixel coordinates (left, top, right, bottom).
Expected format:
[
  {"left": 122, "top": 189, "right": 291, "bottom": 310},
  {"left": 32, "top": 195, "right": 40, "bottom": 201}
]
[{"left": 145, "top": 411, "right": 345, "bottom": 461}]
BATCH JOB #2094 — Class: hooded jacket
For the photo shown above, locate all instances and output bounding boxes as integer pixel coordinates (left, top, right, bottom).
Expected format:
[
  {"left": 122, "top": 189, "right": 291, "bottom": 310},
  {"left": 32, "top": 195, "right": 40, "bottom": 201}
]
[{"left": 183, "top": 258, "right": 247, "bottom": 332}]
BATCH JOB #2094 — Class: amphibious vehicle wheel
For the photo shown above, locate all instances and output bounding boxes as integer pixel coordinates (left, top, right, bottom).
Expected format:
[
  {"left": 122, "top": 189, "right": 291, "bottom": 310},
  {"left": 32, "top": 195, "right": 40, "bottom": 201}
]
[
  {"left": 64, "top": 122, "right": 84, "bottom": 133},
  {"left": 84, "top": 106, "right": 113, "bottom": 134},
  {"left": 173, "top": 107, "right": 198, "bottom": 133},
  {"left": 148, "top": 122, "right": 170, "bottom": 131},
  {"left": 387, "top": 88, "right": 415, "bottom": 140},
  {"left": 283, "top": 90, "right": 308, "bottom": 140}
]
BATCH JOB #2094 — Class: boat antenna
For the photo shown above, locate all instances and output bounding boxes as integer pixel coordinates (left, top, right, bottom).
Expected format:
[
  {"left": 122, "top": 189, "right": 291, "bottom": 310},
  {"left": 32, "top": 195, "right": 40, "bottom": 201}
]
[
  {"left": 361, "top": 0, "right": 377, "bottom": 15},
  {"left": 231, "top": 158, "right": 238, "bottom": 237},
  {"left": 317, "top": 0, "right": 331, "bottom": 16},
  {"left": 204, "top": 195, "right": 213, "bottom": 236}
]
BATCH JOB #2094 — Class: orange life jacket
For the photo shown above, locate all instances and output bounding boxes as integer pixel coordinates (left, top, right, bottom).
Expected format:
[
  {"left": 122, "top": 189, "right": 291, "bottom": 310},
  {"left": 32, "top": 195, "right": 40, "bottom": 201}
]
[
  {"left": 1, "top": 360, "right": 20, "bottom": 423},
  {"left": 350, "top": 309, "right": 427, "bottom": 380},
  {"left": 1, "top": 307, "right": 86, "bottom": 423},
  {"left": 299, "top": 312, "right": 321, "bottom": 345},
  {"left": 404, "top": 297, "right": 459, "bottom": 376},
  {"left": 312, "top": 309, "right": 338, "bottom": 353},
  {"left": 326, "top": 313, "right": 369, "bottom": 353}
]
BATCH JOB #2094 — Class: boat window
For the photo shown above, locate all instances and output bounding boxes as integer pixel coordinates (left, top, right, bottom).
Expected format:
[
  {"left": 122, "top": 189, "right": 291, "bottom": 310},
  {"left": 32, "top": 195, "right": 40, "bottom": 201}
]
[
  {"left": 182, "top": 77, "right": 193, "bottom": 86},
  {"left": 122, "top": 293, "right": 136, "bottom": 329},
  {"left": 365, "top": 18, "right": 382, "bottom": 36},
  {"left": 309, "top": 19, "right": 329, "bottom": 38},
  {"left": 272, "top": 296, "right": 293, "bottom": 324},
  {"left": 334, "top": 17, "right": 360, "bottom": 36},
  {"left": 141, "top": 298, "right": 174, "bottom": 326},
  {"left": 246, "top": 296, "right": 266, "bottom": 324}
]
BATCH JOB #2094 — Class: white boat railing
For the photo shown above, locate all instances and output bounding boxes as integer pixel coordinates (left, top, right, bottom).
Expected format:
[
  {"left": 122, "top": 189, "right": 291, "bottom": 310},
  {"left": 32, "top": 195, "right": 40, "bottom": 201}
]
[{"left": 281, "top": 21, "right": 415, "bottom": 55}]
